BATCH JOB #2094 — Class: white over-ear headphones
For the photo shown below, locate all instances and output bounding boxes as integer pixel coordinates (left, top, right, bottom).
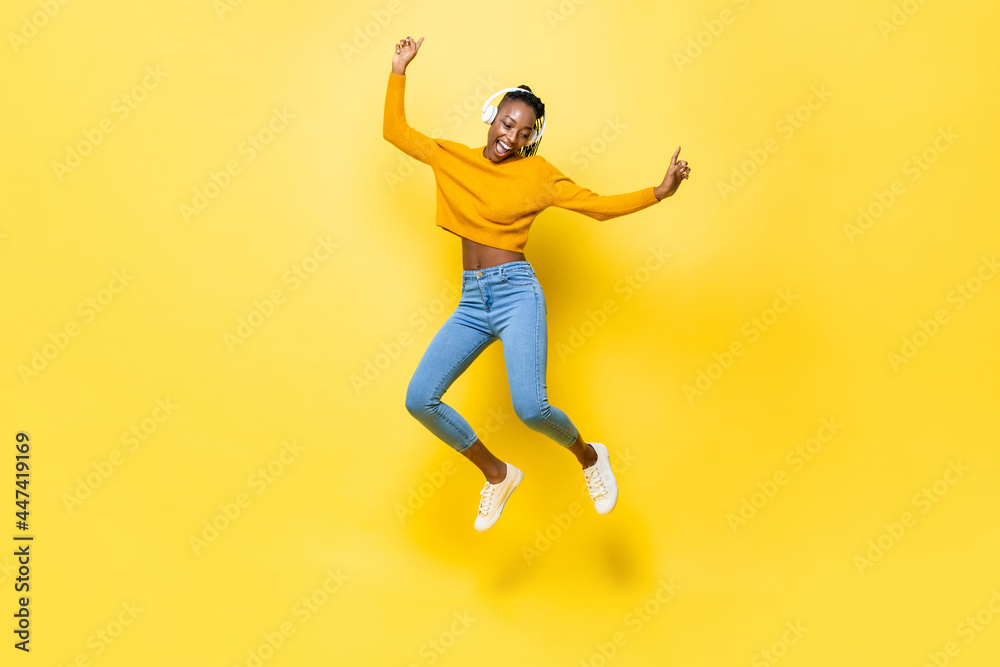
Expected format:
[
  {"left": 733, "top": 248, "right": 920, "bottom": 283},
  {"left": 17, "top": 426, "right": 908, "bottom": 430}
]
[{"left": 481, "top": 87, "right": 546, "bottom": 146}]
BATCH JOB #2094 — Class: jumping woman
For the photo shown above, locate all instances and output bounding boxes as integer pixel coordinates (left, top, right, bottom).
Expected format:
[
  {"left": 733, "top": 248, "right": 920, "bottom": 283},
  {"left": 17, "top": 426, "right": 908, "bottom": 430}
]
[{"left": 384, "top": 35, "right": 690, "bottom": 531}]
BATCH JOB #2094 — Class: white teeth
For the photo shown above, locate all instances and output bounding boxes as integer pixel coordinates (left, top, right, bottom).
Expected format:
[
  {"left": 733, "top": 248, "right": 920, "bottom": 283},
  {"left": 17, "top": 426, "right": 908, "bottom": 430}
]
[{"left": 496, "top": 139, "right": 510, "bottom": 154}]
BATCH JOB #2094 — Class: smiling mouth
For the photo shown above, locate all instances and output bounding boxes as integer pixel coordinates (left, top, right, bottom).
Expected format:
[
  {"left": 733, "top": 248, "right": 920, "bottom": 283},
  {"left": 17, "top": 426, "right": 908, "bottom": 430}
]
[{"left": 493, "top": 138, "right": 513, "bottom": 158}]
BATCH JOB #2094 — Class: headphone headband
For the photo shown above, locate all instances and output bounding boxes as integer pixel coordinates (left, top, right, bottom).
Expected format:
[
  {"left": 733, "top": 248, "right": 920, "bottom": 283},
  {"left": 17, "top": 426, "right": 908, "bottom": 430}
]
[{"left": 481, "top": 86, "right": 537, "bottom": 109}]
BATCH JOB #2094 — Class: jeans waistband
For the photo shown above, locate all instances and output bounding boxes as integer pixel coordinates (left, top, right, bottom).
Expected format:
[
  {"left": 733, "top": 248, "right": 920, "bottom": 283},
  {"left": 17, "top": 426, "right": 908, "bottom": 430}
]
[{"left": 462, "top": 260, "right": 533, "bottom": 279}]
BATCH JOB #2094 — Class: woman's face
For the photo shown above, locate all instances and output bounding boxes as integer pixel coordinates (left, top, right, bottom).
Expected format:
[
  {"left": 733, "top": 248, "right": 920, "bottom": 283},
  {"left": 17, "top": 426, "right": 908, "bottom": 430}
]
[{"left": 483, "top": 100, "right": 537, "bottom": 163}]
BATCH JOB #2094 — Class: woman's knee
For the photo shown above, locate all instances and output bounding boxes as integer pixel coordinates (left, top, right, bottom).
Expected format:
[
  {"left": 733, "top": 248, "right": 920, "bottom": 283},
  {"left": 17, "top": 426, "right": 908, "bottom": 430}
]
[
  {"left": 512, "top": 398, "right": 548, "bottom": 430},
  {"left": 404, "top": 379, "right": 434, "bottom": 417}
]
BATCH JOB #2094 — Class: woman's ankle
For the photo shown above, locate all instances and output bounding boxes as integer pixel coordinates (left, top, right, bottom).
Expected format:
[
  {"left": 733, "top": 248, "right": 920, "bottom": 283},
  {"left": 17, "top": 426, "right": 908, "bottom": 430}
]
[{"left": 485, "top": 461, "right": 507, "bottom": 484}]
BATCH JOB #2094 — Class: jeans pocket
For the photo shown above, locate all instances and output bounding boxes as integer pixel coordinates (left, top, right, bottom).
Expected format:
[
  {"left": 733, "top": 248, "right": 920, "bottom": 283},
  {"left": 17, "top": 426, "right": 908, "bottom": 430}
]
[{"left": 503, "top": 268, "right": 535, "bottom": 286}]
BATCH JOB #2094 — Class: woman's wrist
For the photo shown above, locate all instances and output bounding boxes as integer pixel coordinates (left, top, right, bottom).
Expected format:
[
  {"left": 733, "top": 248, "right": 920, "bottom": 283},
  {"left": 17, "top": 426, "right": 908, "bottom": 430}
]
[
  {"left": 653, "top": 184, "right": 668, "bottom": 200},
  {"left": 391, "top": 65, "right": 407, "bottom": 76}
]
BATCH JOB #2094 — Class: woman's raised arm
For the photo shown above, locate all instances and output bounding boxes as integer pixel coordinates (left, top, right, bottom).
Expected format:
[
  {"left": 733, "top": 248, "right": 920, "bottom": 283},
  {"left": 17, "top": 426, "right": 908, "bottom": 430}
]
[{"left": 382, "top": 36, "right": 439, "bottom": 164}]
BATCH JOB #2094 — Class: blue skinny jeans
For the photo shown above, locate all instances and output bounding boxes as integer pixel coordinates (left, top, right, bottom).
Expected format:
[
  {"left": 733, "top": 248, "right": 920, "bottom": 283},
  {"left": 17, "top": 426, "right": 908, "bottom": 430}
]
[{"left": 404, "top": 260, "right": 579, "bottom": 452}]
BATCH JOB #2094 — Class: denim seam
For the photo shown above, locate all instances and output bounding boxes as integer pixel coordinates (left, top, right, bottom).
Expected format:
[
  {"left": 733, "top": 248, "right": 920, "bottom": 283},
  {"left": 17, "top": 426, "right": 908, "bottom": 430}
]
[
  {"left": 504, "top": 267, "right": 534, "bottom": 286},
  {"left": 533, "top": 284, "right": 576, "bottom": 446},
  {"left": 431, "top": 333, "right": 495, "bottom": 449}
]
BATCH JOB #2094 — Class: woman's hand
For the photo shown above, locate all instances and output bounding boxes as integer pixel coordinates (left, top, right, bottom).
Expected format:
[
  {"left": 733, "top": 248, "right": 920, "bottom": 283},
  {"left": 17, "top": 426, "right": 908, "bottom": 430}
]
[
  {"left": 654, "top": 146, "right": 690, "bottom": 200},
  {"left": 391, "top": 35, "right": 424, "bottom": 75}
]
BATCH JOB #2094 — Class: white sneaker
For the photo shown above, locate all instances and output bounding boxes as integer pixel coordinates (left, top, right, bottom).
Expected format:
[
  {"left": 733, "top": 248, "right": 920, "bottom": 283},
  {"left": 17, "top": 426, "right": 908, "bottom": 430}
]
[
  {"left": 474, "top": 463, "right": 523, "bottom": 531},
  {"left": 583, "top": 442, "right": 618, "bottom": 514}
]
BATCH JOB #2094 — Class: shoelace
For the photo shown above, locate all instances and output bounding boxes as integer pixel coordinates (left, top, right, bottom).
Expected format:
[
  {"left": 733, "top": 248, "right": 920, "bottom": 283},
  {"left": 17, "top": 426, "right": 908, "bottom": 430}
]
[
  {"left": 584, "top": 465, "right": 607, "bottom": 500},
  {"left": 478, "top": 481, "right": 496, "bottom": 516}
]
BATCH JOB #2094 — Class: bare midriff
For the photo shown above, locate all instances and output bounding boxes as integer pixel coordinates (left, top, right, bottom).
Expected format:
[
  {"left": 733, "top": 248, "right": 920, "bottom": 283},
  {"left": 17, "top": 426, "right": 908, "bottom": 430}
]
[{"left": 461, "top": 236, "right": 526, "bottom": 271}]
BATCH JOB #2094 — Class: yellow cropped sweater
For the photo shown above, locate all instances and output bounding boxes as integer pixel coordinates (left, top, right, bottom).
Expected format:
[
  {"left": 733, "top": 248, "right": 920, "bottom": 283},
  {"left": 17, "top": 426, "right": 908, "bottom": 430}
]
[{"left": 382, "top": 72, "right": 661, "bottom": 252}]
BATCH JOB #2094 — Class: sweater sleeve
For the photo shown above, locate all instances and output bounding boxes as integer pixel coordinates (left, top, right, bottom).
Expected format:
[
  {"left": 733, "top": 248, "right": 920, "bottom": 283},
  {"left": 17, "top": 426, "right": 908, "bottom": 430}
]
[
  {"left": 543, "top": 161, "right": 661, "bottom": 221},
  {"left": 382, "top": 72, "right": 440, "bottom": 164}
]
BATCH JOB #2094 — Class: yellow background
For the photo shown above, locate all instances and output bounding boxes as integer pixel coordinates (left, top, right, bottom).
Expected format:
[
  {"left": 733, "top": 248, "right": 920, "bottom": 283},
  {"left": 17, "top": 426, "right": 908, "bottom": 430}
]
[{"left": 3, "top": 0, "right": 999, "bottom": 664}]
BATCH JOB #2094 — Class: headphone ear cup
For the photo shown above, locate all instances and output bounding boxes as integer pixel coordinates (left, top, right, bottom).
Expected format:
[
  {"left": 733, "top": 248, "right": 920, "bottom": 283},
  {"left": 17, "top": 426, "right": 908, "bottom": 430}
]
[
  {"left": 482, "top": 105, "right": 497, "bottom": 124},
  {"left": 528, "top": 117, "right": 543, "bottom": 146}
]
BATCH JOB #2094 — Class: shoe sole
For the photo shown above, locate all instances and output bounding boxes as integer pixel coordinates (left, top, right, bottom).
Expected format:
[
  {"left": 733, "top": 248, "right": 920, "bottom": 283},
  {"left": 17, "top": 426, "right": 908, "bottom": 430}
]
[{"left": 475, "top": 467, "right": 523, "bottom": 532}]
